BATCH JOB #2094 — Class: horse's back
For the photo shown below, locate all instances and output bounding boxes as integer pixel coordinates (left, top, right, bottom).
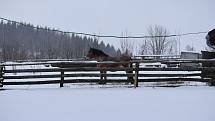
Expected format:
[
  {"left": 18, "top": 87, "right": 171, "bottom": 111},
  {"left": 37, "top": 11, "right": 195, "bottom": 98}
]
[
  {"left": 102, "top": 55, "right": 130, "bottom": 62},
  {"left": 119, "top": 54, "right": 131, "bottom": 61}
]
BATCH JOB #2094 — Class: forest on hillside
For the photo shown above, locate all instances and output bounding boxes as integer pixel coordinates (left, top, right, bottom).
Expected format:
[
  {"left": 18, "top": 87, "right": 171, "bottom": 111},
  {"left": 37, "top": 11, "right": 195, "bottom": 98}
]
[{"left": 0, "top": 21, "right": 120, "bottom": 61}]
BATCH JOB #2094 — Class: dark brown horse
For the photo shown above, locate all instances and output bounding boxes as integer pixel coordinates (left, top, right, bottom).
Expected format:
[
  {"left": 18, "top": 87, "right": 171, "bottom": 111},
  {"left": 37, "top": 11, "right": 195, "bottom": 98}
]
[{"left": 86, "top": 48, "right": 133, "bottom": 84}]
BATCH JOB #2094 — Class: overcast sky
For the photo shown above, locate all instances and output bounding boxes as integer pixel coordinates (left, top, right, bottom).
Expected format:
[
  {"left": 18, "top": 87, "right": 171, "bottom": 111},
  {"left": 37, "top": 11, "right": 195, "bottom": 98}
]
[{"left": 1, "top": 0, "right": 215, "bottom": 53}]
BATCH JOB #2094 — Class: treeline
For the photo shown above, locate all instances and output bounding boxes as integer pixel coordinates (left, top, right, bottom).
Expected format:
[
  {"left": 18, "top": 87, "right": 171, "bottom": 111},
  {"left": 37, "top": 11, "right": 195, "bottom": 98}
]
[{"left": 0, "top": 21, "right": 120, "bottom": 61}]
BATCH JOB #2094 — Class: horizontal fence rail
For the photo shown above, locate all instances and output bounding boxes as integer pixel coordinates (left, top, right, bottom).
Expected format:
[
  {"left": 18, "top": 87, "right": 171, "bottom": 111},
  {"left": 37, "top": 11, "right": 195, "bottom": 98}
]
[
  {"left": 3, "top": 67, "right": 133, "bottom": 73},
  {"left": 0, "top": 59, "right": 215, "bottom": 88},
  {"left": 3, "top": 73, "right": 134, "bottom": 79}
]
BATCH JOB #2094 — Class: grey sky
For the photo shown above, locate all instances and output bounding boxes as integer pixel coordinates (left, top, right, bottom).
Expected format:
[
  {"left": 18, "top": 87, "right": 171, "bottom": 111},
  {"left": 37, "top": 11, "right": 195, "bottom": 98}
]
[{"left": 1, "top": 0, "right": 214, "bottom": 52}]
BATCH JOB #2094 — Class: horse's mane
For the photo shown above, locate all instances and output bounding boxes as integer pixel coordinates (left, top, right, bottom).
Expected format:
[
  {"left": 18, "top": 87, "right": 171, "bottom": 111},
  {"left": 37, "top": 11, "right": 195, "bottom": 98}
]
[{"left": 89, "top": 48, "right": 109, "bottom": 57}]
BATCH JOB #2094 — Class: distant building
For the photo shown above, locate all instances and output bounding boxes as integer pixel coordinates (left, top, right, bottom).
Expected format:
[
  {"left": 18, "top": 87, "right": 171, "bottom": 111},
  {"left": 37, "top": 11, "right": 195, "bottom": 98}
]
[
  {"left": 180, "top": 51, "right": 201, "bottom": 67},
  {"left": 181, "top": 51, "right": 202, "bottom": 59}
]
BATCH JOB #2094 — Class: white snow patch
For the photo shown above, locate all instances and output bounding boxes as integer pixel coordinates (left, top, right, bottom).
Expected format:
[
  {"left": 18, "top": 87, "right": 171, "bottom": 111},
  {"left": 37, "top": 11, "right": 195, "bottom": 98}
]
[{"left": 0, "top": 86, "right": 215, "bottom": 121}]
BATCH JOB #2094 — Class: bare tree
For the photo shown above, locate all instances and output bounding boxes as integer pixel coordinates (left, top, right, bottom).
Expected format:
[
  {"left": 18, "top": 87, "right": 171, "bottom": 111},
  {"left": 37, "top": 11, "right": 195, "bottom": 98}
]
[
  {"left": 138, "top": 39, "right": 148, "bottom": 55},
  {"left": 185, "top": 44, "right": 195, "bottom": 51},
  {"left": 168, "top": 36, "right": 179, "bottom": 54},
  {"left": 139, "top": 25, "right": 178, "bottom": 55},
  {"left": 120, "top": 31, "right": 134, "bottom": 55}
]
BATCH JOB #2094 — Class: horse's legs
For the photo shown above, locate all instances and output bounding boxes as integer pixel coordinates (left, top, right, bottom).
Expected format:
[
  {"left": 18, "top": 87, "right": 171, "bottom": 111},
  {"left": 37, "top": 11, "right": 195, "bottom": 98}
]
[
  {"left": 126, "top": 70, "right": 133, "bottom": 84},
  {"left": 126, "top": 63, "right": 134, "bottom": 84}
]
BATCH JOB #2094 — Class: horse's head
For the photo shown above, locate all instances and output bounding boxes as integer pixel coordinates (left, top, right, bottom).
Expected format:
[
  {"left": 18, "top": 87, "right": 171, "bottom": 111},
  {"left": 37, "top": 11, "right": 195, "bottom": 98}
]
[
  {"left": 86, "top": 48, "right": 109, "bottom": 61},
  {"left": 86, "top": 48, "right": 95, "bottom": 59}
]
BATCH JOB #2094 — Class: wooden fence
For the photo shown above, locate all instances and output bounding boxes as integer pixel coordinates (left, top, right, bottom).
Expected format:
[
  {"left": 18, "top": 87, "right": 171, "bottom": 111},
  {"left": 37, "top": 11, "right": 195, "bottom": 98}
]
[
  {"left": 0, "top": 65, "right": 3, "bottom": 87},
  {"left": 0, "top": 59, "right": 215, "bottom": 88}
]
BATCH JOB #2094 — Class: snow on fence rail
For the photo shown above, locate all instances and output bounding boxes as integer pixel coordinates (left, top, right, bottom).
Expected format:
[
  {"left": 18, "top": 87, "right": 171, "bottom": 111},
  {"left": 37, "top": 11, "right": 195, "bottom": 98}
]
[{"left": 0, "top": 59, "right": 215, "bottom": 88}]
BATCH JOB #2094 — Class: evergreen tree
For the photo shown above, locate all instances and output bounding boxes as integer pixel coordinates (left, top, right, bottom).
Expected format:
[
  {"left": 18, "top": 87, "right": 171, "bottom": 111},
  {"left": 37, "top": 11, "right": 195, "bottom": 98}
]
[{"left": 0, "top": 21, "right": 119, "bottom": 61}]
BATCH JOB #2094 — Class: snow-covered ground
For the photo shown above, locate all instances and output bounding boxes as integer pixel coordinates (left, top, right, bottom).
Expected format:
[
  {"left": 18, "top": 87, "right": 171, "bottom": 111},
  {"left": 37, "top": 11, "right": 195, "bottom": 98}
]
[
  {"left": 0, "top": 86, "right": 215, "bottom": 121},
  {"left": 1, "top": 61, "right": 214, "bottom": 121}
]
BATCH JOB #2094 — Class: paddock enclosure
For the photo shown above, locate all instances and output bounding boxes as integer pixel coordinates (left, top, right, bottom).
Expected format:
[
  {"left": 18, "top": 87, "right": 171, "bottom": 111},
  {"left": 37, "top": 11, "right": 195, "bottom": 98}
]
[{"left": 0, "top": 59, "right": 215, "bottom": 88}]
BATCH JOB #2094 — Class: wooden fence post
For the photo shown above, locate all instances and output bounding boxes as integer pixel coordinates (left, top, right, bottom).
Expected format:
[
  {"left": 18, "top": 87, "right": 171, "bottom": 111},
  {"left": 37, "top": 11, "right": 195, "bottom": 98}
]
[
  {"left": 134, "top": 62, "right": 139, "bottom": 88},
  {"left": 209, "top": 79, "right": 215, "bottom": 86},
  {"left": 202, "top": 67, "right": 215, "bottom": 86},
  {"left": 60, "top": 69, "right": 64, "bottom": 87},
  {"left": 99, "top": 70, "right": 106, "bottom": 84},
  {"left": 0, "top": 66, "right": 3, "bottom": 87}
]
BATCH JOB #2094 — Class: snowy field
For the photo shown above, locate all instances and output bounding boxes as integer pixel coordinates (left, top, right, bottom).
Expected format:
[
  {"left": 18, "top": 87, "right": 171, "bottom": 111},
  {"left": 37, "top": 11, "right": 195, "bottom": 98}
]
[
  {"left": 1, "top": 86, "right": 215, "bottom": 121},
  {"left": 1, "top": 62, "right": 215, "bottom": 121}
]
